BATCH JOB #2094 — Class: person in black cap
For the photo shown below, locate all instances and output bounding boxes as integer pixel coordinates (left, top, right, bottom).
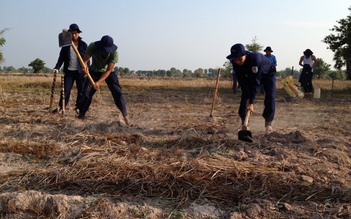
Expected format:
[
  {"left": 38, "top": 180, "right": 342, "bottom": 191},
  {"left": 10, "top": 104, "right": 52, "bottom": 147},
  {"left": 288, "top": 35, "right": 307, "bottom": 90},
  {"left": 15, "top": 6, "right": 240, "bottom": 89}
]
[
  {"left": 78, "top": 35, "right": 130, "bottom": 125},
  {"left": 299, "top": 49, "right": 317, "bottom": 94},
  {"left": 227, "top": 43, "right": 277, "bottom": 134},
  {"left": 53, "top": 23, "right": 88, "bottom": 114}
]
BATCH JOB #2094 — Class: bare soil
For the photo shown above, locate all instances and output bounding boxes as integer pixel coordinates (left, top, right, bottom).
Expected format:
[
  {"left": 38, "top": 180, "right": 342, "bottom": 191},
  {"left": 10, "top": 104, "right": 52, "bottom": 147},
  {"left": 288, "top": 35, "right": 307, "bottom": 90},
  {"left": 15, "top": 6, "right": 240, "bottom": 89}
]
[{"left": 0, "top": 74, "right": 351, "bottom": 219}]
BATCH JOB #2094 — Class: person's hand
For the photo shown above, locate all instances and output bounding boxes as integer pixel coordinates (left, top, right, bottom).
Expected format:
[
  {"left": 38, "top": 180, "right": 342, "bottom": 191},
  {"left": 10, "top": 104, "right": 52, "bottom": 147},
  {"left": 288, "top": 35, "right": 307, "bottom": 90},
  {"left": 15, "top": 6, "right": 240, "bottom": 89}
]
[
  {"left": 82, "top": 68, "right": 89, "bottom": 75},
  {"left": 93, "top": 81, "right": 100, "bottom": 90},
  {"left": 246, "top": 99, "right": 254, "bottom": 112},
  {"left": 53, "top": 69, "right": 59, "bottom": 74}
]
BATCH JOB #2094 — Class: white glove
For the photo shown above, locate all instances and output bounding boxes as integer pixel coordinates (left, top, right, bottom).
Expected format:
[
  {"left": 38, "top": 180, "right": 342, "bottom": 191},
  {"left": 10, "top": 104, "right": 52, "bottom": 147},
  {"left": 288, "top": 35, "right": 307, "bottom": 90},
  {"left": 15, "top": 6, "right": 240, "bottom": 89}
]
[{"left": 53, "top": 69, "right": 59, "bottom": 74}]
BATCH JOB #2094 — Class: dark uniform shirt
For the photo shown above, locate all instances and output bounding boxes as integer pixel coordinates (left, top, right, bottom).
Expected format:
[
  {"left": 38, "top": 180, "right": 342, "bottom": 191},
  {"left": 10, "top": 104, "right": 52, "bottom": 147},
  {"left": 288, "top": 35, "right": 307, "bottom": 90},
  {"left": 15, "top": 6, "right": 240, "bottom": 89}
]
[{"left": 231, "top": 51, "right": 276, "bottom": 104}]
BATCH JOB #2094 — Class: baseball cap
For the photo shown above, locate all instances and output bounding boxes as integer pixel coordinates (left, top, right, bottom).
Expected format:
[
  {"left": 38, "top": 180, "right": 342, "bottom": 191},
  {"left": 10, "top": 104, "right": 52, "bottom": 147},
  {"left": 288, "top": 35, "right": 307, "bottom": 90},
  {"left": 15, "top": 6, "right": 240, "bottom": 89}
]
[{"left": 226, "top": 43, "right": 246, "bottom": 59}]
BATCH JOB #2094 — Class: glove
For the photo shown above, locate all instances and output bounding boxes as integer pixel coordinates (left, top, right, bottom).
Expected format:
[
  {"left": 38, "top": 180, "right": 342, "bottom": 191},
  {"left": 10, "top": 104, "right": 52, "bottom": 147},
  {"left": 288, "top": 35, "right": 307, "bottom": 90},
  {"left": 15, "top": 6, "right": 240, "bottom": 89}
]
[{"left": 53, "top": 69, "right": 59, "bottom": 74}]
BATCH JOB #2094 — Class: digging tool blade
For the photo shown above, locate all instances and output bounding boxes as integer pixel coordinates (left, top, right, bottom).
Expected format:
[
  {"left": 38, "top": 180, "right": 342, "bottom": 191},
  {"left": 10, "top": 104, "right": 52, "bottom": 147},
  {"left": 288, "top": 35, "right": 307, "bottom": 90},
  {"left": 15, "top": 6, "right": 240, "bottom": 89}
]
[
  {"left": 58, "top": 30, "right": 72, "bottom": 47},
  {"left": 238, "top": 110, "right": 253, "bottom": 142},
  {"left": 238, "top": 127, "right": 253, "bottom": 143}
]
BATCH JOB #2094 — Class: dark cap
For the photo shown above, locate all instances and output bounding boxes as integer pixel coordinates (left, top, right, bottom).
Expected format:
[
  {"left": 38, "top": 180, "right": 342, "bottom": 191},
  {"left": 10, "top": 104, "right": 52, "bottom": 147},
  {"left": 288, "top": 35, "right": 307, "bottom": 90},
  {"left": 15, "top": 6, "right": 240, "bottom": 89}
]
[
  {"left": 264, "top": 46, "right": 273, "bottom": 52},
  {"left": 226, "top": 43, "right": 246, "bottom": 59},
  {"left": 303, "top": 49, "right": 313, "bottom": 57},
  {"left": 94, "top": 35, "right": 118, "bottom": 54},
  {"left": 68, "top": 23, "right": 82, "bottom": 33}
]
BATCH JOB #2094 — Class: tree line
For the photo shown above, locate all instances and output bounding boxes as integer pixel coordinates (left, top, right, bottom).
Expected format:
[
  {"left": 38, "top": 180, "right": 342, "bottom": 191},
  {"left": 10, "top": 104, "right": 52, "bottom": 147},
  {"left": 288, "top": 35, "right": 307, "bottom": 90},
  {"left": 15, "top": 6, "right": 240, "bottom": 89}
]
[{"left": 1, "top": 6, "right": 350, "bottom": 80}]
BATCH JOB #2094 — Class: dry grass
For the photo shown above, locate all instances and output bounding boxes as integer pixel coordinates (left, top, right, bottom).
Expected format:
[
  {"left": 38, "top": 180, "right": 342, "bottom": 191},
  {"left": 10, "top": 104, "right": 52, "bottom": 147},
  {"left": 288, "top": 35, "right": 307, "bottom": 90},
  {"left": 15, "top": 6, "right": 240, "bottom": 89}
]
[{"left": 0, "top": 73, "right": 351, "bottom": 218}]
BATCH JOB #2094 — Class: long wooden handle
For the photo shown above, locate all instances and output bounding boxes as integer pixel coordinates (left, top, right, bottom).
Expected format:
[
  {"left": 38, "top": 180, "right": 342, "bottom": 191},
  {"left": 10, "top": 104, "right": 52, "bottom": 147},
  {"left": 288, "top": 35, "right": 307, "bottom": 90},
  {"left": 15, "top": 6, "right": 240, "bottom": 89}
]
[
  {"left": 71, "top": 43, "right": 96, "bottom": 86},
  {"left": 243, "top": 110, "right": 251, "bottom": 128},
  {"left": 210, "top": 68, "right": 221, "bottom": 117}
]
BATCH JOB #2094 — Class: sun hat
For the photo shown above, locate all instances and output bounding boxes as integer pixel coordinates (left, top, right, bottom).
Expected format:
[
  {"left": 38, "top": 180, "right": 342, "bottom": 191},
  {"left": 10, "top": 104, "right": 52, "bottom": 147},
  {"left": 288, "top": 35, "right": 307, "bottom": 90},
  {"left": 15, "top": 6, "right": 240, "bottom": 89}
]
[
  {"left": 94, "top": 35, "right": 118, "bottom": 54},
  {"left": 264, "top": 46, "right": 273, "bottom": 52},
  {"left": 303, "top": 49, "right": 313, "bottom": 57},
  {"left": 68, "top": 23, "right": 82, "bottom": 33},
  {"left": 226, "top": 43, "right": 246, "bottom": 59}
]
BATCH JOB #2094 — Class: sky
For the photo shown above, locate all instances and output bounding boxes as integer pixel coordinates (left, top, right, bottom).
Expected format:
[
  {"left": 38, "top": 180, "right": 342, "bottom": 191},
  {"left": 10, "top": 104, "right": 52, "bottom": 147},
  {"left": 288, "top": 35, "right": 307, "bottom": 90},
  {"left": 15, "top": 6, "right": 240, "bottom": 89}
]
[{"left": 1, "top": 0, "right": 350, "bottom": 72}]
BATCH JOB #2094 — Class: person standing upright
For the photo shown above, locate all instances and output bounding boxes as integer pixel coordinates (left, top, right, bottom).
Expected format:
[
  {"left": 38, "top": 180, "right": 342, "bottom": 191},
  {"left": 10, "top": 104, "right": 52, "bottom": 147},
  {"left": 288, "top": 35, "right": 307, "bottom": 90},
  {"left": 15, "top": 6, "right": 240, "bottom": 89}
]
[
  {"left": 78, "top": 35, "right": 130, "bottom": 125},
  {"left": 299, "top": 49, "right": 317, "bottom": 94},
  {"left": 53, "top": 23, "right": 88, "bottom": 114},
  {"left": 227, "top": 43, "right": 277, "bottom": 134},
  {"left": 263, "top": 46, "right": 277, "bottom": 67},
  {"left": 260, "top": 46, "right": 277, "bottom": 94}
]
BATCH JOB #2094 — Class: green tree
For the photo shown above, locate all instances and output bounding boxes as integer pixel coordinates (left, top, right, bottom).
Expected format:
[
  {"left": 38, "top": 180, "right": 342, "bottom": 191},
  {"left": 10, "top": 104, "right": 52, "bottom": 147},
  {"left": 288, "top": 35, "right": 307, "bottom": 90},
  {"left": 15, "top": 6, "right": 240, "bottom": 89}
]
[
  {"left": 222, "top": 60, "right": 232, "bottom": 78},
  {"left": 182, "top": 69, "right": 192, "bottom": 78},
  {"left": 194, "top": 68, "right": 204, "bottom": 78},
  {"left": 322, "top": 6, "right": 351, "bottom": 79},
  {"left": 28, "top": 58, "right": 45, "bottom": 73},
  {"left": 17, "top": 66, "right": 32, "bottom": 73},
  {"left": 245, "top": 36, "right": 263, "bottom": 52},
  {"left": 0, "top": 28, "right": 9, "bottom": 63},
  {"left": 329, "top": 70, "right": 346, "bottom": 80},
  {"left": 313, "top": 58, "right": 331, "bottom": 78}
]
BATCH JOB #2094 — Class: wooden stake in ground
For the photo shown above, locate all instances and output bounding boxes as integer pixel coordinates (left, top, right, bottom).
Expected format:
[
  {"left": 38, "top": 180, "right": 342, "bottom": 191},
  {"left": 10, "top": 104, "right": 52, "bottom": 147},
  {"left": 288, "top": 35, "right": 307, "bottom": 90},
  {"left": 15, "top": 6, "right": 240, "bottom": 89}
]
[
  {"left": 210, "top": 68, "right": 221, "bottom": 117},
  {"left": 49, "top": 70, "right": 58, "bottom": 113},
  {"left": 61, "top": 75, "right": 65, "bottom": 116}
]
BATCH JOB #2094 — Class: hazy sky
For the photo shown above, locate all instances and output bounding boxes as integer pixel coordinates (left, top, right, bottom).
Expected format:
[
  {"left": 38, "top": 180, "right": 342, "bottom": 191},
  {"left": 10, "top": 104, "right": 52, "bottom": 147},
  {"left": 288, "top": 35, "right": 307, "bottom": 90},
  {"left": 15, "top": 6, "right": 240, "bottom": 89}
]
[{"left": 1, "top": 0, "right": 350, "bottom": 72}]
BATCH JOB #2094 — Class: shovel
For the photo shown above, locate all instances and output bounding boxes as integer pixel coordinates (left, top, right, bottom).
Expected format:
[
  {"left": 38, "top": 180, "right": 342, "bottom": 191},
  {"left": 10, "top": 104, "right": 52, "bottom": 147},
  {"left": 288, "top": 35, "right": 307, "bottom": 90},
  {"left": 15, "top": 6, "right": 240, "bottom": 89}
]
[
  {"left": 238, "top": 110, "right": 253, "bottom": 142},
  {"left": 58, "top": 30, "right": 95, "bottom": 86}
]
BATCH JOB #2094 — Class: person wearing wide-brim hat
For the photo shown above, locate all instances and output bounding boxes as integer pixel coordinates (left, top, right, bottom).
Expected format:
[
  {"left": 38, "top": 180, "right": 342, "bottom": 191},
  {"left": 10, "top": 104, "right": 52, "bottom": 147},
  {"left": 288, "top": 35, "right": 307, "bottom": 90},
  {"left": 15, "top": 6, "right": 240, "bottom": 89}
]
[
  {"left": 263, "top": 46, "right": 277, "bottom": 67},
  {"left": 53, "top": 23, "right": 88, "bottom": 114},
  {"left": 226, "top": 43, "right": 277, "bottom": 134},
  {"left": 261, "top": 46, "right": 277, "bottom": 95},
  {"left": 79, "top": 35, "right": 131, "bottom": 125},
  {"left": 298, "top": 49, "right": 317, "bottom": 94}
]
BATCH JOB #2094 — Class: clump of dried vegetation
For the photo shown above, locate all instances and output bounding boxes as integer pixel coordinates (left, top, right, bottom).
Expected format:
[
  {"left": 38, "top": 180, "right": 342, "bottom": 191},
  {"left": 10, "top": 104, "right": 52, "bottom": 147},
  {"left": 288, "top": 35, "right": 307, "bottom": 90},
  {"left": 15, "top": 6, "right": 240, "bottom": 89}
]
[{"left": 0, "top": 73, "right": 351, "bottom": 218}]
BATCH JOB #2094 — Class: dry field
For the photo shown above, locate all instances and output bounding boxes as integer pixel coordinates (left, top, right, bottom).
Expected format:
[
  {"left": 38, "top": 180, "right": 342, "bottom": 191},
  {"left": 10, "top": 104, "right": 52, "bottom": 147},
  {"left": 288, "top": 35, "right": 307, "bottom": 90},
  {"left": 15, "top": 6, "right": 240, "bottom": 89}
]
[{"left": 0, "top": 73, "right": 351, "bottom": 218}]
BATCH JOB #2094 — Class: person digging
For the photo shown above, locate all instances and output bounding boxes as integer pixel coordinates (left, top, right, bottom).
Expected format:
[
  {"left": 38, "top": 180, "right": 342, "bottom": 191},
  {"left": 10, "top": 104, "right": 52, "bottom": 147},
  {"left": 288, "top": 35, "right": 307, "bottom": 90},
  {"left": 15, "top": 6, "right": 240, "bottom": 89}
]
[
  {"left": 227, "top": 43, "right": 276, "bottom": 135},
  {"left": 78, "top": 35, "right": 130, "bottom": 126}
]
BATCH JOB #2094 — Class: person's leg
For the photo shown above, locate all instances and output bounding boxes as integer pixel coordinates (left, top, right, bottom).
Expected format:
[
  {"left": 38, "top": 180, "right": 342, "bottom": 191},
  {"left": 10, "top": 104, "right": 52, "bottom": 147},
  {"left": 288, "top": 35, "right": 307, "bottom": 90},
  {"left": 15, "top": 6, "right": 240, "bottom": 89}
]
[
  {"left": 105, "top": 72, "right": 127, "bottom": 116},
  {"left": 238, "top": 93, "right": 248, "bottom": 125},
  {"left": 307, "top": 71, "right": 313, "bottom": 93},
  {"left": 64, "top": 70, "right": 74, "bottom": 108},
  {"left": 78, "top": 71, "right": 99, "bottom": 119},
  {"left": 262, "top": 75, "right": 276, "bottom": 131},
  {"left": 105, "top": 72, "right": 130, "bottom": 124},
  {"left": 74, "top": 72, "right": 85, "bottom": 112},
  {"left": 57, "top": 70, "right": 73, "bottom": 111}
]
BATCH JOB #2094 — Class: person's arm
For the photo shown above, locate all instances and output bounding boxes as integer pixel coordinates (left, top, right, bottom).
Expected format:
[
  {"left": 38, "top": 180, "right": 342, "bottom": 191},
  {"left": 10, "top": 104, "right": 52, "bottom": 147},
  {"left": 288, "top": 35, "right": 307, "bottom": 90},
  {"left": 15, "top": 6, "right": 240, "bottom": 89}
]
[
  {"left": 54, "top": 47, "right": 65, "bottom": 70},
  {"left": 94, "top": 62, "right": 115, "bottom": 90},
  {"left": 299, "top": 56, "right": 304, "bottom": 67}
]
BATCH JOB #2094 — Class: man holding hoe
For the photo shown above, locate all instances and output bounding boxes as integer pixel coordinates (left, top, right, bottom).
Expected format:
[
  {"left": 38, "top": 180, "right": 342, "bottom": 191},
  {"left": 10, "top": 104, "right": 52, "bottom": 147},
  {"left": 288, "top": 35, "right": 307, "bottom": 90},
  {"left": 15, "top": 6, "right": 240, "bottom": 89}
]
[
  {"left": 53, "top": 23, "right": 87, "bottom": 114},
  {"left": 78, "top": 35, "right": 131, "bottom": 126},
  {"left": 227, "top": 43, "right": 276, "bottom": 134}
]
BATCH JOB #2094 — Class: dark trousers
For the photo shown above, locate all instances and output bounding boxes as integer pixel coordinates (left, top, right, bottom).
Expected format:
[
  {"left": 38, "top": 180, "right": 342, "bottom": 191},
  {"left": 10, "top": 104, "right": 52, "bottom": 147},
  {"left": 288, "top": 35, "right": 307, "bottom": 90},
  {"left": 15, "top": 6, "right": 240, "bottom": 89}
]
[
  {"left": 299, "top": 64, "right": 313, "bottom": 93},
  {"left": 238, "top": 74, "right": 276, "bottom": 124},
  {"left": 79, "top": 70, "right": 128, "bottom": 117},
  {"left": 59, "top": 70, "right": 85, "bottom": 109}
]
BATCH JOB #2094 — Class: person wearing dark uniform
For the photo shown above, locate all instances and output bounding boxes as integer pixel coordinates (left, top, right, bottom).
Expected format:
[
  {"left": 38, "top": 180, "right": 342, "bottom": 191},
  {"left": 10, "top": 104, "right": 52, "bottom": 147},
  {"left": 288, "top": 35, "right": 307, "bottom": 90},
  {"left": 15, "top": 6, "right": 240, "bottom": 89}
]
[{"left": 227, "top": 43, "right": 276, "bottom": 134}]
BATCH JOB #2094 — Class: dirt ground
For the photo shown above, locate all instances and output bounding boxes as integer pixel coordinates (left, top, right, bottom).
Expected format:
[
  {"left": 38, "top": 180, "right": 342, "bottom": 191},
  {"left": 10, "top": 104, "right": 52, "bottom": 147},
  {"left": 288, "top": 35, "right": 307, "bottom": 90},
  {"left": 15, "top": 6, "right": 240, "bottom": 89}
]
[{"left": 0, "top": 74, "right": 351, "bottom": 219}]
